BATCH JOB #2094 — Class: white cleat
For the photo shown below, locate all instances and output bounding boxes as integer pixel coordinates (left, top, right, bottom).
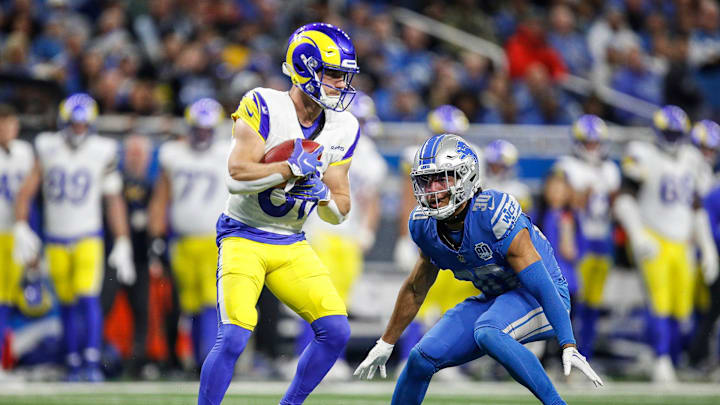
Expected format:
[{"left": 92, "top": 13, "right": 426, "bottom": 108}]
[{"left": 652, "top": 355, "right": 677, "bottom": 384}]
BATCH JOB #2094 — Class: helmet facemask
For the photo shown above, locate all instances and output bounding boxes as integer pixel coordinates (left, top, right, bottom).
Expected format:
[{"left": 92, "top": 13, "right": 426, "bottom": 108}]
[
  {"left": 283, "top": 60, "right": 357, "bottom": 112},
  {"left": 411, "top": 135, "right": 480, "bottom": 220}
]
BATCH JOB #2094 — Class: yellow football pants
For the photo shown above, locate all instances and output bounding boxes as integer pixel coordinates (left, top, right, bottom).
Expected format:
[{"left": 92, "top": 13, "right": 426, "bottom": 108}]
[
  {"left": 309, "top": 232, "right": 362, "bottom": 305},
  {"left": 0, "top": 233, "right": 22, "bottom": 306},
  {"left": 639, "top": 230, "right": 695, "bottom": 319},
  {"left": 46, "top": 237, "right": 104, "bottom": 304},
  {"left": 170, "top": 235, "right": 219, "bottom": 314},
  {"left": 577, "top": 254, "right": 611, "bottom": 308},
  {"left": 217, "top": 237, "right": 346, "bottom": 331}
]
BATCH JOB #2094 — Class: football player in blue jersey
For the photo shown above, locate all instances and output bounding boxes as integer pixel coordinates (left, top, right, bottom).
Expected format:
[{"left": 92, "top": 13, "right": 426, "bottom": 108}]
[{"left": 355, "top": 134, "right": 602, "bottom": 404}]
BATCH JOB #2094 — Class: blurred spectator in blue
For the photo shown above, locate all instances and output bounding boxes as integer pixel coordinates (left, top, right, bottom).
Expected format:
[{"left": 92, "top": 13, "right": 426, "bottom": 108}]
[
  {"left": 611, "top": 44, "right": 663, "bottom": 124},
  {"left": 459, "top": 51, "right": 490, "bottom": 94},
  {"left": 506, "top": 14, "right": 568, "bottom": 82},
  {"left": 665, "top": 35, "right": 706, "bottom": 120},
  {"left": 442, "top": 0, "right": 497, "bottom": 44},
  {"left": 389, "top": 26, "right": 433, "bottom": 91},
  {"left": 689, "top": 0, "right": 720, "bottom": 119},
  {"left": 427, "top": 55, "right": 462, "bottom": 108},
  {"left": 515, "top": 63, "right": 574, "bottom": 125},
  {"left": 639, "top": 11, "right": 670, "bottom": 57},
  {"left": 547, "top": 4, "right": 593, "bottom": 78},
  {"left": 384, "top": 87, "right": 427, "bottom": 122},
  {"left": 482, "top": 72, "right": 519, "bottom": 124},
  {"left": 133, "top": 0, "right": 194, "bottom": 67},
  {"left": 587, "top": 3, "right": 640, "bottom": 87},
  {"left": 494, "top": 0, "right": 533, "bottom": 43},
  {"left": 30, "top": 15, "right": 64, "bottom": 61}
]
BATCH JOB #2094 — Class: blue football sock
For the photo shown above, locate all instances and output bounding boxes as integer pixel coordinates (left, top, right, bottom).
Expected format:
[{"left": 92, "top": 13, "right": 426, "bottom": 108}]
[
  {"left": 474, "top": 327, "right": 566, "bottom": 405},
  {"left": 669, "top": 318, "right": 682, "bottom": 365},
  {"left": 78, "top": 296, "right": 102, "bottom": 367},
  {"left": 199, "top": 307, "right": 218, "bottom": 365},
  {"left": 295, "top": 320, "right": 314, "bottom": 356},
  {"left": 577, "top": 304, "right": 599, "bottom": 359},
  {"left": 280, "top": 315, "right": 350, "bottom": 405},
  {"left": 0, "top": 304, "right": 9, "bottom": 344},
  {"left": 391, "top": 347, "right": 436, "bottom": 405},
  {"left": 647, "top": 313, "right": 671, "bottom": 356},
  {"left": 192, "top": 313, "right": 203, "bottom": 367},
  {"left": 397, "top": 321, "right": 424, "bottom": 361},
  {"left": 60, "top": 303, "right": 81, "bottom": 370},
  {"left": 198, "top": 323, "right": 252, "bottom": 405}
]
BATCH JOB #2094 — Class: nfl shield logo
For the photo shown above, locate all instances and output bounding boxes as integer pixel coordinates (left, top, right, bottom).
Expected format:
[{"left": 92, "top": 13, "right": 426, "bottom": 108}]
[{"left": 474, "top": 242, "right": 493, "bottom": 261}]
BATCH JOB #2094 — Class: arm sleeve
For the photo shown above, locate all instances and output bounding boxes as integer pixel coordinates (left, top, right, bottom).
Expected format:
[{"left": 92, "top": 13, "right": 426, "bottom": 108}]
[
  {"left": 704, "top": 190, "right": 720, "bottom": 245},
  {"left": 517, "top": 260, "right": 576, "bottom": 346}
]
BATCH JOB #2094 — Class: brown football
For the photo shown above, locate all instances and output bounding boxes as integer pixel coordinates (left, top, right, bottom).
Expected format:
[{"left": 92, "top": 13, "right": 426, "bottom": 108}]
[{"left": 261, "top": 139, "right": 322, "bottom": 188}]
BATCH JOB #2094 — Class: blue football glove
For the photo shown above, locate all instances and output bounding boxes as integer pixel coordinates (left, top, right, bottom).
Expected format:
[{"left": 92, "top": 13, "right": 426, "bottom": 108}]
[
  {"left": 287, "top": 175, "right": 330, "bottom": 202},
  {"left": 286, "top": 138, "right": 323, "bottom": 178}
]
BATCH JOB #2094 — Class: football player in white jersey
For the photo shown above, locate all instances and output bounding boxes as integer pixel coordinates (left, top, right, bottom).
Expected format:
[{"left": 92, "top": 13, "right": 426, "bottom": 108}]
[
  {"left": 13, "top": 93, "right": 135, "bottom": 381},
  {"left": 553, "top": 115, "right": 620, "bottom": 359},
  {"left": 198, "top": 23, "right": 360, "bottom": 405},
  {"left": 483, "top": 139, "right": 532, "bottom": 211},
  {"left": 393, "top": 105, "right": 481, "bottom": 379},
  {"left": 0, "top": 104, "right": 34, "bottom": 378},
  {"left": 613, "top": 105, "right": 718, "bottom": 382},
  {"left": 298, "top": 91, "right": 387, "bottom": 379},
  {"left": 148, "top": 98, "right": 229, "bottom": 370}
]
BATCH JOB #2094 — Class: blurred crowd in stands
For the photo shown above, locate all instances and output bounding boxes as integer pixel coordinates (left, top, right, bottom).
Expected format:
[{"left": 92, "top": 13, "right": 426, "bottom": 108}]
[{"left": 3, "top": 0, "right": 720, "bottom": 126}]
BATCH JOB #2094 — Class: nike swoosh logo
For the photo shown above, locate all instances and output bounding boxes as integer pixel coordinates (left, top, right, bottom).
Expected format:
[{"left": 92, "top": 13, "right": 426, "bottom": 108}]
[{"left": 246, "top": 106, "right": 254, "bottom": 117}]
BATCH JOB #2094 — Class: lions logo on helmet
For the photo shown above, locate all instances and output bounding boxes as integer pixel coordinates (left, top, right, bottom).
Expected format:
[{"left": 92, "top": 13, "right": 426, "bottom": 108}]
[
  {"left": 691, "top": 119, "right": 720, "bottom": 163},
  {"left": 427, "top": 105, "right": 469, "bottom": 135},
  {"left": 571, "top": 114, "right": 609, "bottom": 164},
  {"left": 282, "top": 23, "right": 359, "bottom": 112},
  {"left": 58, "top": 93, "right": 99, "bottom": 147},
  {"left": 185, "top": 98, "right": 225, "bottom": 150},
  {"left": 411, "top": 134, "right": 481, "bottom": 220},
  {"left": 653, "top": 105, "right": 690, "bottom": 153}
]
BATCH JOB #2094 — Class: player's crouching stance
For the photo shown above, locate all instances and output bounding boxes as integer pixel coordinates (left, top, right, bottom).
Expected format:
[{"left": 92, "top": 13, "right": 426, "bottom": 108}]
[
  {"left": 198, "top": 23, "right": 360, "bottom": 405},
  {"left": 355, "top": 134, "right": 603, "bottom": 405}
]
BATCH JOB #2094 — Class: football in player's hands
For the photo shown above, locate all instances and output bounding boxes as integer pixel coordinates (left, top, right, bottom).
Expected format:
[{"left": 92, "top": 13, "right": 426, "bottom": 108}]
[{"left": 262, "top": 139, "right": 323, "bottom": 187}]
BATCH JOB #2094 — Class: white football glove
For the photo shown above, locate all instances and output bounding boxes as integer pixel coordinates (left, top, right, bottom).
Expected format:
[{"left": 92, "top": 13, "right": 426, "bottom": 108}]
[
  {"left": 629, "top": 230, "right": 659, "bottom": 263},
  {"left": 12, "top": 221, "right": 41, "bottom": 266},
  {"left": 562, "top": 346, "right": 604, "bottom": 387},
  {"left": 109, "top": 236, "right": 136, "bottom": 286},
  {"left": 394, "top": 235, "right": 418, "bottom": 273},
  {"left": 353, "top": 339, "right": 394, "bottom": 380}
]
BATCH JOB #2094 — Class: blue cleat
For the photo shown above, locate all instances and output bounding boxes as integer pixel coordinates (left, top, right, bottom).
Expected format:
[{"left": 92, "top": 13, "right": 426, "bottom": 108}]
[{"left": 83, "top": 365, "right": 105, "bottom": 382}]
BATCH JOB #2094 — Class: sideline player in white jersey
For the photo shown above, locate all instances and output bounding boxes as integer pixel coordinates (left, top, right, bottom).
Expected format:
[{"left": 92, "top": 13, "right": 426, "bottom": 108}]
[
  {"left": 0, "top": 104, "right": 34, "bottom": 378},
  {"left": 483, "top": 139, "right": 532, "bottom": 212},
  {"left": 12, "top": 93, "right": 135, "bottom": 381},
  {"left": 298, "top": 91, "right": 387, "bottom": 379},
  {"left": 553, "top": 115, "right": 620, "bottom": 359},
  {"left": 148, "top": 98, "right": 229, "bottom": 370},
  {"left": 393, "top": 105, "right": 481, "bottom": 379},
  {"left": 613, "top": 105, "right": 718, "bottom": 382},
  {"left": 198, "top": 23, "right": 360, "bottom": 405}
]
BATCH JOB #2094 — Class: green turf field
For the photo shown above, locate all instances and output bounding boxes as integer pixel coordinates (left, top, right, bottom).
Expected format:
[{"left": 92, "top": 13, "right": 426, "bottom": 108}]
[{"left": 1, "top": 381, "right": 719, "bottom": 405}]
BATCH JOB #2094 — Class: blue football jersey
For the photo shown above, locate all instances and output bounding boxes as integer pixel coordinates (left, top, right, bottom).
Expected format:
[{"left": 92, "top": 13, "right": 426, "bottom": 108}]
[{"left": 409, "top": 189, "right": 567, "bottom": 298}]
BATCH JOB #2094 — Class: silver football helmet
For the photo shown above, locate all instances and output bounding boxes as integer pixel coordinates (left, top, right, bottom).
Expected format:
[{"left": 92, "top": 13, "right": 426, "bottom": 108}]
[{"left": 411, "top": 134, "right": 481, "bottom": 220}]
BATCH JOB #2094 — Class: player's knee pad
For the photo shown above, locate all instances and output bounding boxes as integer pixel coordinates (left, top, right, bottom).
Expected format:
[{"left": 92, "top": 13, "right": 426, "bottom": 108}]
[
  {"left": 311, "top": 314, "right": 350, "bottom": 351},
  {"left": 217, "top": 323, "right": 252, "bottom": 359},
  {"left": 473, "top": 326, "right": 502, "bottom": 351},
  {"left": 406, "top": 347, "right": 437, "bottom": 379}
]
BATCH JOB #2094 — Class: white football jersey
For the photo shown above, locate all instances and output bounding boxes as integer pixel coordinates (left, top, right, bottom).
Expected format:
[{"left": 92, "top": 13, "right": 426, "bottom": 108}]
[
  {"left": 226, "top": 87, "right": 360, "bottom": 235},
  {"left": 554, "top": 155, "right": 620, "bottom": 241},
  {"left": 35, "top": 132, "right": 121, "bottom": 239},
  {"left": 0, "top": 140, "right": 35, "bottom": 232},
  {"left": 622, "top": 141, "right": 702, "bottom": 241},
  {"left": 483, "top": 175, "right": 532, "bottom": 212},
  {"left": 159, "top": 139, "right": 229, "bottom": 236},
  {"left": 305, "top": 135, "right": 387, "bottom": 238}
]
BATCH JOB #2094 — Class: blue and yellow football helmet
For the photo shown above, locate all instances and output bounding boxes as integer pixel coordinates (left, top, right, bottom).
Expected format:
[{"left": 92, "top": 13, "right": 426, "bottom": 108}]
[
  {"left": 282, "top": 23, "right": 359, "bottom": 112},
  {"left": 350, "top": 91, "right": 381, "bottom": 138},
  {"left": 571, "top": 114, "right": 609, "bottom": 164},
  {"left": 427, "top": 105, "right": 469, "bottom": 135},
  {"left": 691, "top": 119, "right": 720, "bottom": 163},
  {"left": 58, "top": 93, "right": 98, "bottom": 146},
  {"left": 185, "top": 98, "right": 225, "bottom": 150},
  {"left": 653, "top": 105, "right": 690, "bottom": 153},
  {"left": 484, "top": 139, "right": 518, "bottom": 168}
]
